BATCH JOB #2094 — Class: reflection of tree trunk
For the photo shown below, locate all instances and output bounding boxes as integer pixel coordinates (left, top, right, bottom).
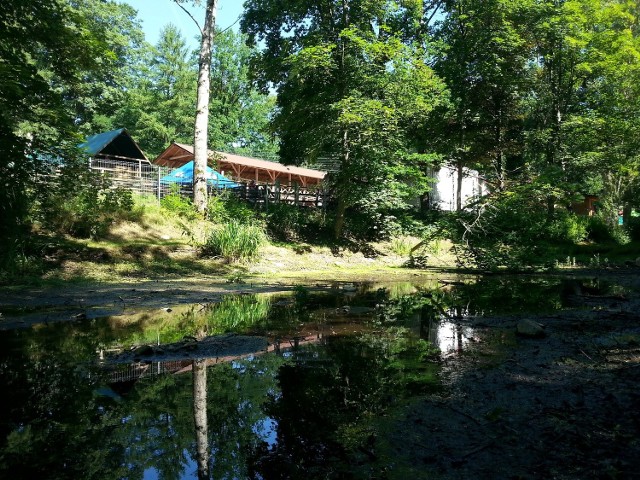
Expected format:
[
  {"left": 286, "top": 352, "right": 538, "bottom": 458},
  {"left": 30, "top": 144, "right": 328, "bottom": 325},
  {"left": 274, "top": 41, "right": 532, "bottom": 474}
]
[
  {"left": 193, "top": 359, "right": 209, "bottom": 480},
  {"left": 455, "top": 306, "right": 463, "bottom": 353}
]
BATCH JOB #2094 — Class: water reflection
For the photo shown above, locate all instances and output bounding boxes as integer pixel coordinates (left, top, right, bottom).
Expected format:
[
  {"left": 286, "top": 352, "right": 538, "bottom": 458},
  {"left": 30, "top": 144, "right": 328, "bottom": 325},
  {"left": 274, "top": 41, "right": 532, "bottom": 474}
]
[{"left": 0, "top": 276, "right": 575, "bottom": 479}]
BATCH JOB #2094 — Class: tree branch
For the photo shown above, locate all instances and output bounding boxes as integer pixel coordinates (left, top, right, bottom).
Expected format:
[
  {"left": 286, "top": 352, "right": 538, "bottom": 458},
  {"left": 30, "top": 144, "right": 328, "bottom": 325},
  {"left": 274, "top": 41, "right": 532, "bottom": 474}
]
[
  {"left": 218, "top": 15, "right": 240, "bottom": 36},
  {"left": 173, "top": 1, "right": 204, "bottom": 36}
]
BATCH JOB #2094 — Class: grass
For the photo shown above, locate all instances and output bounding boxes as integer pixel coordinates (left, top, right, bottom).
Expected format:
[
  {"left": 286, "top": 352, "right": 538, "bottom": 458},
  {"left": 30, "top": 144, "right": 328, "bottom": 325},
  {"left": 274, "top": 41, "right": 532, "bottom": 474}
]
[
  {"left": 3, "top": 193, "right": 640, "bottom": 287},
  {"left": 202, "top": 220, "right": 268, "bottom": 263}
]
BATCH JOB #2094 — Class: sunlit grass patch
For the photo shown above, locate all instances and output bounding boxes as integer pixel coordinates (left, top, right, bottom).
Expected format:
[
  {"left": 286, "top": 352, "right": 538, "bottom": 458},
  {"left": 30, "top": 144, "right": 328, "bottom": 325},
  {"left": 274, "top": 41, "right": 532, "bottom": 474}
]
[{"left": 202, "top": 220, "right": 268, "bottom": 263}]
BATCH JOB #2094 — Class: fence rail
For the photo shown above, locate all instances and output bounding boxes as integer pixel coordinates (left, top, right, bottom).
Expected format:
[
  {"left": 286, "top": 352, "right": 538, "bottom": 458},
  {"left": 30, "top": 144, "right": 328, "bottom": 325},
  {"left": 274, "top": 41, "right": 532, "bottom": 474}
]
[{"left": 88, "top": 157, "right": 328, "bottom": 208}]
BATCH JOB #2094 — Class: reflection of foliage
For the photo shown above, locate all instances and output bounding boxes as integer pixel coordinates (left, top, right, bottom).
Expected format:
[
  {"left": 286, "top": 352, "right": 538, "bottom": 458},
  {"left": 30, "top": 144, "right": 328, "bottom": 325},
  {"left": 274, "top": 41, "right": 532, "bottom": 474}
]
[
  {"left": 252, "top": 329, "right": 440, "bottom": 477},
  {"left": 377, "top": 277, "right": 564, "bottom": 329},
  {"left": 0, "top": 327, "right": 128, "bottom": 479},
  {"left": 101, "top": 295, "right": 274, "bottom": 348},
  {"left": 203, "top": 295, "right": 272, "bottom": 334}
]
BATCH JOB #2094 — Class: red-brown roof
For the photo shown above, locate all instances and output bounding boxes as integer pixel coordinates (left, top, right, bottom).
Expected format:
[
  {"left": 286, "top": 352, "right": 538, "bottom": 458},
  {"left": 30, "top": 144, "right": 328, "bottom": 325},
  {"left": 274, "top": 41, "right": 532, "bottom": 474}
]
[{"left": 154, "top": 142, "right": 326, "bottom": 186}]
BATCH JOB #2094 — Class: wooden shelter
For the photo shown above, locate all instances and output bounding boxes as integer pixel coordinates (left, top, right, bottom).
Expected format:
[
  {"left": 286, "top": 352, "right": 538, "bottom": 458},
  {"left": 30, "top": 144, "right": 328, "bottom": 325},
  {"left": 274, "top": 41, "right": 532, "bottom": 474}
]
[
  {"left": 79, "top": 128, "right": 149, "bottom": 165},
  {"left": 571, "top": 195, "right": 599, "bottom": 216},
  {"left": 154, "top": 142, "right": 326, "bottom": 187}
]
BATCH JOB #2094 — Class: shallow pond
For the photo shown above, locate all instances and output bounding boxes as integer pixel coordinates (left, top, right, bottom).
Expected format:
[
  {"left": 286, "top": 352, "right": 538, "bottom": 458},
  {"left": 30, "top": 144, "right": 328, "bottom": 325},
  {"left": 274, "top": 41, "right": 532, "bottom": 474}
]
[{"left": 0, "top": 275, "right": 621, "bottom": 479}]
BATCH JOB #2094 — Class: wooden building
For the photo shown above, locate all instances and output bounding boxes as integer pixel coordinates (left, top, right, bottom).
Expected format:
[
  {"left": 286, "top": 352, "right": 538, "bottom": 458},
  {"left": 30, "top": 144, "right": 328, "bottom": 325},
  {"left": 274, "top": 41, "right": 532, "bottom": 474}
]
[
  {"left": 80, "top": 128, "right": 149, "bottom": 167},
  {"left": 154, "top": 142, "right": 326, "bottom": 188},
  {"left": 571, "top": 195, "right": 599, "bottom": 216}
]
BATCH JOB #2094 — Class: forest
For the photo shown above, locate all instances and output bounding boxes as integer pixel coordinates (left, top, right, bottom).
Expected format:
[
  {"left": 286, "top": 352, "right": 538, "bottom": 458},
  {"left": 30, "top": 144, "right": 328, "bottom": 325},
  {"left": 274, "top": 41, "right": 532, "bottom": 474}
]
[
  {"left": 1, "top": 0, "right": 639, "bottom": 277},
  {"left": 2, "top": 2, "right": 640, "bottom": 478}
]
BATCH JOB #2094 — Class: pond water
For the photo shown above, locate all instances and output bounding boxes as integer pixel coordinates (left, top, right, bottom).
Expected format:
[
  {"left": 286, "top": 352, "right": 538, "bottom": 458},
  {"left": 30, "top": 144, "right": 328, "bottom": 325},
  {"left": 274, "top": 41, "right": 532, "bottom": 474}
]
[{"left": 0, "top": 276, "right": 611, "bottom": 479}]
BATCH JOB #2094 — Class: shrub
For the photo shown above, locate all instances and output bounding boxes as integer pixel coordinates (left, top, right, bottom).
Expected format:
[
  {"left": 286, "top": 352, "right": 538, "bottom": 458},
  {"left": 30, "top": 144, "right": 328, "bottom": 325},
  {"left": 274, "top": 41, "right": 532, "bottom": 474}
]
[
  {"left": 625, "top": 216, "right": 640, "bottom": 242},
  {"left": 207, "top": 191, "right": 256, "bottom": 225},
  {"left": 449, "top": 186, "right": 595, "bottom": 269},
  {"left": 264, "top": 204, "right": 306, "bottom": 241},
  {"left": 160, "top": 187, "right": 198, "bottom": 220},
  {"left": 548, "top": 213, "right": 588, "bottom": 243},
  {"left": 201, "top": 220, "right": 267, "bottom": 262},
  {"left": 40, "top": 166, "right": 134, "bottom": 239},
  {"left": 390, "top": 237, "right": 413, "bottom": 256}
]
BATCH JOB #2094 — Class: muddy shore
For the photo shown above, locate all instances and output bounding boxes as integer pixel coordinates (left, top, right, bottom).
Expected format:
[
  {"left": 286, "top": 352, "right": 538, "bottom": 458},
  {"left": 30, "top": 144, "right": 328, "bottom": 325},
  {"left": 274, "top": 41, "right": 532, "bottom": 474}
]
[{"left": 380, "top": 271, "right": 640, "bottom": 479}]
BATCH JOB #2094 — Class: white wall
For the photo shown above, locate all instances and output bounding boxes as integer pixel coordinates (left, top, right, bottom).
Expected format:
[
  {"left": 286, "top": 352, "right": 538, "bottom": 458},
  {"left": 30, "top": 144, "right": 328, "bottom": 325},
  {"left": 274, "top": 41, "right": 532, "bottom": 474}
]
[{"left": 429, "top": 166, "right": 488, "bottom": 211}]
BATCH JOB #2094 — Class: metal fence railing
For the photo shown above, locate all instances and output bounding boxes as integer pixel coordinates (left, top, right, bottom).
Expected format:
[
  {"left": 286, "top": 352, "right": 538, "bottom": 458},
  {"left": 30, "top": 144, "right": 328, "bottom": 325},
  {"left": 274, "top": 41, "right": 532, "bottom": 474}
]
[{"left": 88, "top": 156, "right": 328, "bottom": 208}]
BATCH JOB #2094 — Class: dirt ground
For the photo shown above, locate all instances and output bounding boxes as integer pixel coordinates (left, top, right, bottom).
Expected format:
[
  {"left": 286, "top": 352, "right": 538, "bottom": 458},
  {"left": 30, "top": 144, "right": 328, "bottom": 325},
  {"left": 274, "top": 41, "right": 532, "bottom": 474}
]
[
  {"left": 381, "top": 271, "right": 640, "bottom": 479},
  {"left": 2, "top": 269, "right": 640, "bottom": 479}
]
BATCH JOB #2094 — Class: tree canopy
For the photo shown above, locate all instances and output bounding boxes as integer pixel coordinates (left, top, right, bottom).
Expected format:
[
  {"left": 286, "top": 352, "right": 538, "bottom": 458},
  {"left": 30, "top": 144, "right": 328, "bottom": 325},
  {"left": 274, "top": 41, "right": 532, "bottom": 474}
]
[{"left": 1, "top": 0, "right": 639, "bottom": 271}]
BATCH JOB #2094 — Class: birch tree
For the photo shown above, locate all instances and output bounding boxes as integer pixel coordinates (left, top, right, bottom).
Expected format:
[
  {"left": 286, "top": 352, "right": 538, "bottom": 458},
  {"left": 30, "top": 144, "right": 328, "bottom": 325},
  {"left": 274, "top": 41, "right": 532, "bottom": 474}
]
[{"left": 174, "top": 0, "right": 218, "bottom": 214}]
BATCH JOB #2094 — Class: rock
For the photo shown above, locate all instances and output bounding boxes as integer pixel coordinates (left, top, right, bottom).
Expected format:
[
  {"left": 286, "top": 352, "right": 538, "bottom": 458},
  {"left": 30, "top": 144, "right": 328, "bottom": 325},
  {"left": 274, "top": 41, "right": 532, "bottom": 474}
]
[
  {"left": 517, "top": 319, "right": 546, "bottom": 338},
  {"left": 636, "top": 257, "right": 640, "bottom": 267}
]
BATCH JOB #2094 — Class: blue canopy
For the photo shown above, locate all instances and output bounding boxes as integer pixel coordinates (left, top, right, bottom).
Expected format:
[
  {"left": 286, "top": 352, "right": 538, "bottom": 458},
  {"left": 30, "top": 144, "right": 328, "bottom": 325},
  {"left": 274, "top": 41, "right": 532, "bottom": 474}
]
[{"left": 161, "top": 161, "right": 239, "bottom": 188}]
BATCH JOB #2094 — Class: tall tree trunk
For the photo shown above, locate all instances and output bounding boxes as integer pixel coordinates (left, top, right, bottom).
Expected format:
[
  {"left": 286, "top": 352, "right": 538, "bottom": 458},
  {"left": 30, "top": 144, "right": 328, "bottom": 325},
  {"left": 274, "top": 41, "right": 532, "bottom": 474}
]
[
  {"left": 456, "top": 158, "right": 463, "bottom": 212},
  {"left": 193, "top": 0, "right": 218, "bottom": 214},
  {"left": 495, "top": 100, "right": 505, "bottom": 191},
  {"left": 193, "top": 358, "right": 209, "bottom": 479},
  {"left": 334, "top": 129, "right": 350, "bottom": 240}
]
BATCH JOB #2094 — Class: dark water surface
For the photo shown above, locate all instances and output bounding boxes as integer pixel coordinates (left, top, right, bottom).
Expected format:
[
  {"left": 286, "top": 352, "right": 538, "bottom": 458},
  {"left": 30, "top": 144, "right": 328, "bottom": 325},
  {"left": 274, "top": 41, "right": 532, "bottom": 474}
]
[{"left": 0, "top": 276, "right": 612, "bottom": 479}]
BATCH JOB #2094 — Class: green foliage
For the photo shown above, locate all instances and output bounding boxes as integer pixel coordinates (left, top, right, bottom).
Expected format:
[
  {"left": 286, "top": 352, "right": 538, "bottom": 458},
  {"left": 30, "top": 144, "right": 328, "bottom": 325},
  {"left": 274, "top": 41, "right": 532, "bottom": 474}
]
[
  {"left": 390, "top": 237, "right": 413, "bottom": 256},
  {"left": 201, "top": 220, "right": 268, "bottom": 262},
  {"left": 39, "top": 162, "right": 134, "bottom": 239},
  {"left": 264, "top": 204, "right": 306, "bottom": 241},
  {"left": 450, "top": 185, "right": 598, "bottom": 269},
  {"left": 209, "top": 30, "right": 278, "bottom": 156},
  {"left": 626, "top": 217, "right": 640, "bottom": 243},
  {"left": 263, "top": 204, "right": 327, "bottom": 242},
  {"left": 242, "top": 0, "right": 447, "bottom": 238},
  {"left": 111, "top": 24, "right": 195, "bottom": 157},
  {"left": 160, "top": 186, "right": 198, "bottom": 220},
  {"left": 207, "top": 192, "right": 257, "bottom": 225},
  {"left": 0, "top": 0, "right": 121, "bottom": 270},
  {"left": 585, "top": 216, "right": 615, "bottom": 243}
]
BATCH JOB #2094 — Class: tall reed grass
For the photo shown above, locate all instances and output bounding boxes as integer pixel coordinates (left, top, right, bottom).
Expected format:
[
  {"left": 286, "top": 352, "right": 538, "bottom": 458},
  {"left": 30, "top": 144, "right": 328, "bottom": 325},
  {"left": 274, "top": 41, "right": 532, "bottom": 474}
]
[{"left": 202, "top": 220, "right": 267, "bottom": 262}]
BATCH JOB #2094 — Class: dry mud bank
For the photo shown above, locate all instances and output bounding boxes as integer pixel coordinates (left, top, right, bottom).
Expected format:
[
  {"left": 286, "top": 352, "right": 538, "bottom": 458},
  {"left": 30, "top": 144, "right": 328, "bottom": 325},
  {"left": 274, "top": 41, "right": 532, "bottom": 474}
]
[{"left": 381, "top": 272, "right": 640, "bottom": 479}]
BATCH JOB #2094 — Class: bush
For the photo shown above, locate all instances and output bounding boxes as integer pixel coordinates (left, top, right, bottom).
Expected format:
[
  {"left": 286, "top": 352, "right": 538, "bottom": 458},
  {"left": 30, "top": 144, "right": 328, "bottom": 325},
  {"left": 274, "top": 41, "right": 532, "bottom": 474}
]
[
  {"left": 585, "top": 216, "right": 615, "bottom": 243},
  {"left": 40, "top": 166, "right": 134, "bottom": 239},
  {"left": 548, "top": 213, "right": 589, "bottom": 244},
  {"left": 160, "top": 187, "right": 198, "bottom": 220},
  {"left": 207, "top": 191, "right": 257, "bottom": 225},
  {"left": 625, "top": 216, "right": 640, "bottom": 242},
  {"left": 448, "top": 186, "right": 596, "bottom": 270},
  {"left": 201, "top": 220, "right": 267, "bottom": 262},
  {"left": 263, "top": 204, "right": 302, "bottom": 241}
]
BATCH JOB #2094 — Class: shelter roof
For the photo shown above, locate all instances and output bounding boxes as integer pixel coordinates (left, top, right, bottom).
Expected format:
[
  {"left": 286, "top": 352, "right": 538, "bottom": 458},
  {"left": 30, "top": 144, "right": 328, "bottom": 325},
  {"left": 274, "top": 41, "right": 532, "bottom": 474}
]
[
  {"left": 154, "top": 142, "right": 326, "bottom": 185},
  {"left": 79, "top": 128, "right": 148, "bottom": 162}
]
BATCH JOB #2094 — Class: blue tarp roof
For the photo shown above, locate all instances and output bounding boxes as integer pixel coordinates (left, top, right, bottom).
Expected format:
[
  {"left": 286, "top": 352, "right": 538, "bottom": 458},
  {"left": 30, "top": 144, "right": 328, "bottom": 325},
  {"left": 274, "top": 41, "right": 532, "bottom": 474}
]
[
  {"left": 79, "top": 128, "right": 125, "bottom": 155},
  {"left": 161, "top": 161, "right": 240, "bottom": 188}
]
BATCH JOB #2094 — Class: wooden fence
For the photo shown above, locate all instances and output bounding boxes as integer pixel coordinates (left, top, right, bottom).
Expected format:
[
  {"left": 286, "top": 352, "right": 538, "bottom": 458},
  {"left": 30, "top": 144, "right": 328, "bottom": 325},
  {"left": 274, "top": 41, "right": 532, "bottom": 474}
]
[{"left": 88, "top": 157, "right": 328, "bottom": 208}]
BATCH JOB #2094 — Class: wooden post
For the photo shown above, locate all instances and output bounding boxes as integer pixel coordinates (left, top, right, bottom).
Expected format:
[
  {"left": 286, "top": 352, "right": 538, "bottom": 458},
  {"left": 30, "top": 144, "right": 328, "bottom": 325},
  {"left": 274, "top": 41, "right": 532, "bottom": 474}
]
[
  {"left": 275, "top": 179, "right": 281, "bottom": 203},
  {"left": 157, "top": 166, "right": 161, "bottom": 203},
  {"left": 264, "top": 184, "right": 269, "bottom": 211},
  {"left": 294, "top": 182, "right": 299, "bottom": 206}
]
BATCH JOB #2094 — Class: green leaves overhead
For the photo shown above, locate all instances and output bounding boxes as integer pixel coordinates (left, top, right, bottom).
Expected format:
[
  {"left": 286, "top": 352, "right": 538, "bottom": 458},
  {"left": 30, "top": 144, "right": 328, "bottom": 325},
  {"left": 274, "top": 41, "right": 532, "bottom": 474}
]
[{"left": 243, "top": 0, "right": 447, "bottom": 238}]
